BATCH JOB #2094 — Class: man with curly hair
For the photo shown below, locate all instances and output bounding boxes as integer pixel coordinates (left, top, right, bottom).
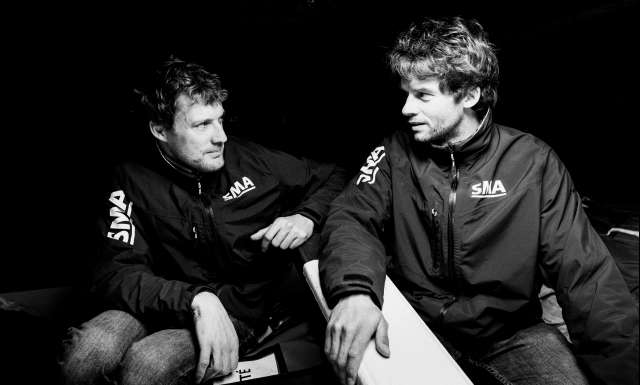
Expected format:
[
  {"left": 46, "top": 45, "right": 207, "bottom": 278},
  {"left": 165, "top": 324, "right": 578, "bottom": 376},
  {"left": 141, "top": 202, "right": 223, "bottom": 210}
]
[
  {"left": 320, "top": 16, "right": 638, "bottom": 385},
  {"left": 60, "top": 57, "right": 346, "bottom": 385}
]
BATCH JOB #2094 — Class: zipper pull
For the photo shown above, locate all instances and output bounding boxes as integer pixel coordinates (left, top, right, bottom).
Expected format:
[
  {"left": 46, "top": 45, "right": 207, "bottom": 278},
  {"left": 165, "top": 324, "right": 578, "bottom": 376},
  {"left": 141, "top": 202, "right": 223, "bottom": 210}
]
[
  {"left": 449, "top": 151, "right": 458, "bottom": 190},
  {"left": 192, "top": 225, "right": 198, "bottom": 240},
  {"left": 431, "top": 208, "right": 438, "bottom": 217},
  {"left": 197, "top": 181, "right": 202, "bottom": 196}
]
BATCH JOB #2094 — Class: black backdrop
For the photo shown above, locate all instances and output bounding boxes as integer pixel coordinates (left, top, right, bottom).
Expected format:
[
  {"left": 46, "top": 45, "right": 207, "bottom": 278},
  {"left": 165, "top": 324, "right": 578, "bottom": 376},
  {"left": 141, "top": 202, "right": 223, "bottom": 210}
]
[{"left": 2, "top": 0, "right": 637, "bottom": 292}]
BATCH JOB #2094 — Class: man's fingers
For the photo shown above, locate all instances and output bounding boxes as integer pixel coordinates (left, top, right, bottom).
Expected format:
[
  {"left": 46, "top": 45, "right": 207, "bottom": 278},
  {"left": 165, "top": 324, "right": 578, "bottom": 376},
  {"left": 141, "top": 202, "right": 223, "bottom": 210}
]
[
  {"left": 195, "top": 347, "right": 211, "bottom": 383},
  {"left": 271, "top": 226, "right": 289, "bottom": 248},
  {"left": 289, "top": 237, "right": 304, "bottom": 249},
  {"left": 345, "top": 328, "right": 373, "bottom": 385},
  {"left": 250, "top": 226, "right": 268, "bottom": 240},
  {"left": 324, "top": 324, "right": 333, "bottom": 360},
  {"left": 346, "top": 348, "right": 364, "bottom": 385},
  {"left": 231, "top": 349, "right": 239, "bottom": 372},
  {"left": 280, "top": 231, "right": 298, "bottom": 249},
  {"left": 337, "top": 325, "right": 357, "bottom": 385},
  {"left": 211, "top": 347, "right": 224, "bottom": 376},
  {"left": 329, "top": 322, "right": 343, "bottom": 363},
  {"left": 336, "top": 324, "right": 355, "bottom": 368},
  {"left": 375, "top": 316, "right": 390, "bottom": 357},
  {"left": 261, "top": 223, "right": 283, "bottom": 251}
]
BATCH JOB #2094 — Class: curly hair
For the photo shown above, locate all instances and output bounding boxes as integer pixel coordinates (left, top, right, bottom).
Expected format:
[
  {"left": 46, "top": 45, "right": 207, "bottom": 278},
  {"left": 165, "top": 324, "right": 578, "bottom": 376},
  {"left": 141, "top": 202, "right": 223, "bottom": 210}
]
[
  {"left": 138, "top": 56, "right": 228, "bottom": 128},
  {"left": 389, "top": 16, "right": 499, "bottom": 114}
]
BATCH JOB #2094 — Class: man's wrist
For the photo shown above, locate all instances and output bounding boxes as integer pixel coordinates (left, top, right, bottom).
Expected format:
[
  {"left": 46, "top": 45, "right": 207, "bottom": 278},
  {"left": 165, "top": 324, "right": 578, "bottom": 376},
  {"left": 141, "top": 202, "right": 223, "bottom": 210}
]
[
  {"left": 294, "top": 210, "right": 320, "bottom": 228},
  {"left": 329, "top": 287, "right": 380, "bottom": 309},
  {"left": 340, "top": 293, "right": 374, "bottom": 304}
]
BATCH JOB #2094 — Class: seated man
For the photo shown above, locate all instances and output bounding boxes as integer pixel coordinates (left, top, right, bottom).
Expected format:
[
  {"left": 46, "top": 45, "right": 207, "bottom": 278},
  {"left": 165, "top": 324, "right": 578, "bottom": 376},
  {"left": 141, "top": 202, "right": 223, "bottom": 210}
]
[
  {"left": 60, "top": 57, "right": 346, "bottom": 385},
  {"left": 320, "top": 16, "right": 638, "bottom": 385}
]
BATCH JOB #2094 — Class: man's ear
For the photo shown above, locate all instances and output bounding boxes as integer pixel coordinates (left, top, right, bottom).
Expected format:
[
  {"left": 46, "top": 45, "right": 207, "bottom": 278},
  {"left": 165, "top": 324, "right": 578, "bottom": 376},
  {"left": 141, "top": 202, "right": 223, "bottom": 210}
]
[
  {"left": 149, "top": 122, "right": 168, "bottom": 142},
  {"left": 462, "top": 87, "right": 481, "bottom": 109}
]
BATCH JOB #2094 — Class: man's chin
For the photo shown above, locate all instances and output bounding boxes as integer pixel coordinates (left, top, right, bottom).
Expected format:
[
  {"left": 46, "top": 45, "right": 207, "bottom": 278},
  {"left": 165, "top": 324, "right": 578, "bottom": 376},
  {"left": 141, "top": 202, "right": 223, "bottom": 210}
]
[
  {"left": 199, "top": 160, "right": 225, "bottom": 173},
  {"left": 413, "top": 132, "right": 435, "bottom": 143}
]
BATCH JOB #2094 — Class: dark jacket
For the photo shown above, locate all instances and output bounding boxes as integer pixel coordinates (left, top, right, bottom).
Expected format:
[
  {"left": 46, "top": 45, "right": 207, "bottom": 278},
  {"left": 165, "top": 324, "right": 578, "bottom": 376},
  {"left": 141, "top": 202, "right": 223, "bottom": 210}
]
[
  {"left": 320, "top": 112, "right": 638, "bottom": 384},
  {"left": 92, "top": 136, "right": 347, "bottom": 330}
]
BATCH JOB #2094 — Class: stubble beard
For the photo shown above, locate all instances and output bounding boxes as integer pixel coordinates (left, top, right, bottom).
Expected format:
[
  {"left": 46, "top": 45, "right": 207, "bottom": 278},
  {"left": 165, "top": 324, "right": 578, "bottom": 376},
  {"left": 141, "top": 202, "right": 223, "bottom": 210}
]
[{"left": 415, "top": 115, "right": 463, "bottom": 146}]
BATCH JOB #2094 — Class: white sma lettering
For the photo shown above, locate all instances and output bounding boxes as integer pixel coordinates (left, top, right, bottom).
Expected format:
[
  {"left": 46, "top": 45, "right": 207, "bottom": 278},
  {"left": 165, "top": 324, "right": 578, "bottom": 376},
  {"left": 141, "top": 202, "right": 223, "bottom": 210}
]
[{"left": 106, "top": 190, "right": 136, "bottom": 245}]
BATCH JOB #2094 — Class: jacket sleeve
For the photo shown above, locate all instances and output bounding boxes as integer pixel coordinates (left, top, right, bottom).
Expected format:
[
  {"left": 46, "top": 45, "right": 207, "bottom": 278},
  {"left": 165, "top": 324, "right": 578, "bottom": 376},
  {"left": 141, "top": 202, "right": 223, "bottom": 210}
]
[
  {"left": 538, "top": 149, "right": 638, "bottom": 385},
  {"left": 319, "top": 144, "right": 392, "bottom": 309},
  {"left": 257, "top": 144, "right": 349, "bottom": 228},
  {"left": 90, "top": 169, "right": 215, "bottom": 328}
]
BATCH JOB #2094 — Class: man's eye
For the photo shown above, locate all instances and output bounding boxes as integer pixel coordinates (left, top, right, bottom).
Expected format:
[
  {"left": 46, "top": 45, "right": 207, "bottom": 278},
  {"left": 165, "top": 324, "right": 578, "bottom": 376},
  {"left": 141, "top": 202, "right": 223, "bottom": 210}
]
[{"left": 417, "top": 93, "right": 431, "bottom": 101}]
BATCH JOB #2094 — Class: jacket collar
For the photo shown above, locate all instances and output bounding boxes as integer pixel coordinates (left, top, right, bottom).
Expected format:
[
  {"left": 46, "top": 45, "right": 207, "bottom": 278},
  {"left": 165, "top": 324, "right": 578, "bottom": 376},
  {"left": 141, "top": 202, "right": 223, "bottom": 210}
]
[
  {"left": 413, "top": 109, "right": 493, "bottom": 165},
  {"left": 438, "top": 109, "right": 492, "bottom": 155},
  {"left": 155, "top": 141, "right": 202, "bottom": 180}
]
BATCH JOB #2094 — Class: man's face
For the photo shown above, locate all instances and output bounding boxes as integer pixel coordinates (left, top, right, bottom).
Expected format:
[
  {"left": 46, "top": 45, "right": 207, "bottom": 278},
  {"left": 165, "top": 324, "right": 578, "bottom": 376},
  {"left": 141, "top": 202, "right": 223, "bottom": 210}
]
[
  {"left": 164, "top": 94, "right": 227, "bottom": 173},
  {"left": 400, "top": 76, "right": 465, "bottom": 145}
]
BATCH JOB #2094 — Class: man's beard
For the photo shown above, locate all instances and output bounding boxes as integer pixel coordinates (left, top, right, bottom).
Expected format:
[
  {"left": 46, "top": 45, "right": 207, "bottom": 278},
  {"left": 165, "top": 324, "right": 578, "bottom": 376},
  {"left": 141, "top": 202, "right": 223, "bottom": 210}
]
[{"left": 414, "top": 114, "right": 463, "bottom": 146}]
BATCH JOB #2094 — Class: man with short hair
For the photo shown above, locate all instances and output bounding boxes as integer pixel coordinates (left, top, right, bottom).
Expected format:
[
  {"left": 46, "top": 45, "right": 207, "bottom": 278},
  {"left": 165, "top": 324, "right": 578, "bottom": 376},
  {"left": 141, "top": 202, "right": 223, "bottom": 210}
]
[
  {"left": 61, "top": 57, "right": 346, "bottom": 385},
  {"left": 320, "top": 16, "right": 638, "bottom": 385}
]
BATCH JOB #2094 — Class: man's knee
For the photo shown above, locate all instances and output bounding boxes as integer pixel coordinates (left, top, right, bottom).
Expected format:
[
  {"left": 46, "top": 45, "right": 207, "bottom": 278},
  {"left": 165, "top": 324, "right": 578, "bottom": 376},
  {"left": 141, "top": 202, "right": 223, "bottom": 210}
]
[
  {"left": 119, "top": 329, "right": 195, "bottom": 385},
  {"left": 485, "top": 323, "right": 589, "bottom": 385},
  {"left": 60, "top": 310, "right": 146, "bottom": 385}
]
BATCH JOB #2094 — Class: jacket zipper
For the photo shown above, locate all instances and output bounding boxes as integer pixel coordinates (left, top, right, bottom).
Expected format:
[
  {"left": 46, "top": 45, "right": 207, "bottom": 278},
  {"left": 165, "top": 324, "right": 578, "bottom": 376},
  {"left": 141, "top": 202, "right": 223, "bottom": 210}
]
[
  {"left": 447, "top": 150, "right": 458, "bottom": 286},
  {"left": 440, "top": 149, "right": 459, "bottom": 322},
  {"left": 197, "top": 180, "right": 216, "bottom": 225}
]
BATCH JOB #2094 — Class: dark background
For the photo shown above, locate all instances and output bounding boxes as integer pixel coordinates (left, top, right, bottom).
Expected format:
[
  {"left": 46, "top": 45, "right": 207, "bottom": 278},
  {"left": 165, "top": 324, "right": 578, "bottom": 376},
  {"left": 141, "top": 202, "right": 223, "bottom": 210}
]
[{"left": 2, "top": 0, "right": 637, "bottom": 292}]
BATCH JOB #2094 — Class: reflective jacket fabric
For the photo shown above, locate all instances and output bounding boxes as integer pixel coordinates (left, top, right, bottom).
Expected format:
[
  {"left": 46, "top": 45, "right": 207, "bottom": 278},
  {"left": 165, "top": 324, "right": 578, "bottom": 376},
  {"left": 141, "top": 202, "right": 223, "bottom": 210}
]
[
  {"left": 320, "top": 112, "right": 638, "bottom": 384},
  {"left": 92, "top": 136, "right": 346, "bottom": 330}
]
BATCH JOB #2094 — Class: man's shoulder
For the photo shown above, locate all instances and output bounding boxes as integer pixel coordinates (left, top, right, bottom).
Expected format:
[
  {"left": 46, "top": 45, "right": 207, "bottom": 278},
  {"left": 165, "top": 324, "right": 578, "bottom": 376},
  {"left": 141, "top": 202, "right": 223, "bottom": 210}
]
[
  {"left": 224, "top": 135, "right": 274, "bottom": 170},
  {"left": 108, "top": 159, "right": 167, "bottom": 194},
  {"left": 111, "top": 159, "right": 156, "bottom": 179},
  {"left": 370, "top": 130, "right": 412, "bottom": 155},
  {"left": 494, "top": 123, "right": 553, "bottom": 154},
  {"left": 225, "top": 135, "right": 315, "bottom": 171}
]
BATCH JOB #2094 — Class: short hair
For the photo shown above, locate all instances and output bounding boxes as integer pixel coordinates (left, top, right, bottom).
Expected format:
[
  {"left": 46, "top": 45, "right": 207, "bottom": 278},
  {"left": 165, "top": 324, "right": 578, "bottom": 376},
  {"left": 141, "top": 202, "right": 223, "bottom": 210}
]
[
  {"left": 138, "top": 57, "right": 228, "bottom": 128},
  {"left": 389, "top": 16, "right": 499, "bottom": 114}
]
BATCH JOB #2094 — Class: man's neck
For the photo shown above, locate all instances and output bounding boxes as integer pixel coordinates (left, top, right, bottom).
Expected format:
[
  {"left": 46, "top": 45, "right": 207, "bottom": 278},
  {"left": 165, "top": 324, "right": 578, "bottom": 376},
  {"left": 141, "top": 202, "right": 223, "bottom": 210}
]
[
  {"left": 447, "top": 111, "right": 480, "bottom": 146},
  {"left": 156, "top": 141, "right": 200, "bottom": 178}
]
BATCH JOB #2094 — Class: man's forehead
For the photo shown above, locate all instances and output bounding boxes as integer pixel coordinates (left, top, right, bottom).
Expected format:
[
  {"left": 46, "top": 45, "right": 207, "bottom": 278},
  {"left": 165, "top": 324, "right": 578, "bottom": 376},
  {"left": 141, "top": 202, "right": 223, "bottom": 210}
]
[
  {"left": 175, "top": 94, "right": 224, "bottom": 118},
  {"left": 400, "top": 76, "right": 441, "bottom": 91}
]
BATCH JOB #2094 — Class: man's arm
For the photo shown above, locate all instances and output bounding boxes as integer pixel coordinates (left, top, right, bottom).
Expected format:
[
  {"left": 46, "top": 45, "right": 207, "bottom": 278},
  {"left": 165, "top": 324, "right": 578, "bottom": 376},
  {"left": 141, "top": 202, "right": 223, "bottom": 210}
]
[
  {"left": 249, "top": 143, "right": 348, "bottom": 251},
  {"left": 92, "top": 173, "right": 242, "bottom": 381},
  {"left": 320, "top": 145, "right": 393, "bottom": 385},
  {"left": 91, "top": 184, "right": 214, "bottom": 327},
  {"left": 538, "top": 149, "right": 638, "bottom": 385}
]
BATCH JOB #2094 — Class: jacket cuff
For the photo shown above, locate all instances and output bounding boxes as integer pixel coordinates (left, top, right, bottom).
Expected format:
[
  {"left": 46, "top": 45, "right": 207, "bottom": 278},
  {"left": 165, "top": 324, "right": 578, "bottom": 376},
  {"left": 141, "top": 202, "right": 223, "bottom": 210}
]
[
  {"left": 326, "top": 284, "right": 382, "bottom": 309},
  {"left": 293, "top": 207, "right": 322, "bottom": 228},
  {"left": 183, "top": 284, "right": 222, "bottom": 321}
]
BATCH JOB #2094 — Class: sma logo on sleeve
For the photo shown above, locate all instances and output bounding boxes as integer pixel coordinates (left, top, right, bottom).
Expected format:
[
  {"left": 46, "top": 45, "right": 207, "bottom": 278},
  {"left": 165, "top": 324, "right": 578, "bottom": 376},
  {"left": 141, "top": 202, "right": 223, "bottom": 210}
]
[
  {"left": 356, "top": 146, "right": 386, "bottom": 186},
  {"left": 106, "top": 190, "right": 136, "bottom": 246}
]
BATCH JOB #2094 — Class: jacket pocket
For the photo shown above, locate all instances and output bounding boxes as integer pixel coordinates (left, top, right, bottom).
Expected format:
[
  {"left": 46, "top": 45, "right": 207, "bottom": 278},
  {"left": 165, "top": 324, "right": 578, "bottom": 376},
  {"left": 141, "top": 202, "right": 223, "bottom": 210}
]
[{"left": 411, "top": 195, "right": 444, "bottom": 277}]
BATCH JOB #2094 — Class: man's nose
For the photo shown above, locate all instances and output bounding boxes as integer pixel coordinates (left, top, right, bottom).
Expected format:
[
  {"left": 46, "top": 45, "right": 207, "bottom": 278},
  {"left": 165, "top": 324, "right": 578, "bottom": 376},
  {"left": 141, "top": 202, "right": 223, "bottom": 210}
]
[
  {"left": 402, "top": 94, "right": 417, "bottom": 117},
  {"left": 211, "top": 124, "right": 227, "bottom": 144}
]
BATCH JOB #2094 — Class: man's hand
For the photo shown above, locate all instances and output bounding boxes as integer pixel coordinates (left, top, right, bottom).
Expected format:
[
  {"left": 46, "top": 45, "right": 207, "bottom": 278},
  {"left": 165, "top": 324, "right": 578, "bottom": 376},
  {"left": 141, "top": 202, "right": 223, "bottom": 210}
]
[
  {"left": 191, "top": 291, "right": 239, "bottom": 383},
  {"left": 325, "top": 294, "right": 390, "bottom": 385},
  {"left": 250, "top": 214, "right": 314, "bottom": 252}
]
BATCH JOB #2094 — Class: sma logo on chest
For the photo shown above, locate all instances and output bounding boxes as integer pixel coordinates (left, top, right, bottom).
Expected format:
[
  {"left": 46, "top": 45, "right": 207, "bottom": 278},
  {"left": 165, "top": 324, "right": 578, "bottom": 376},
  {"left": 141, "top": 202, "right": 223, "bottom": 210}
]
[
  {"left": 223, "top": 177, "right": 256, "bottom": 201},
  {"left": 470, "top": 179, "right": 507, "bottom": 198}
]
